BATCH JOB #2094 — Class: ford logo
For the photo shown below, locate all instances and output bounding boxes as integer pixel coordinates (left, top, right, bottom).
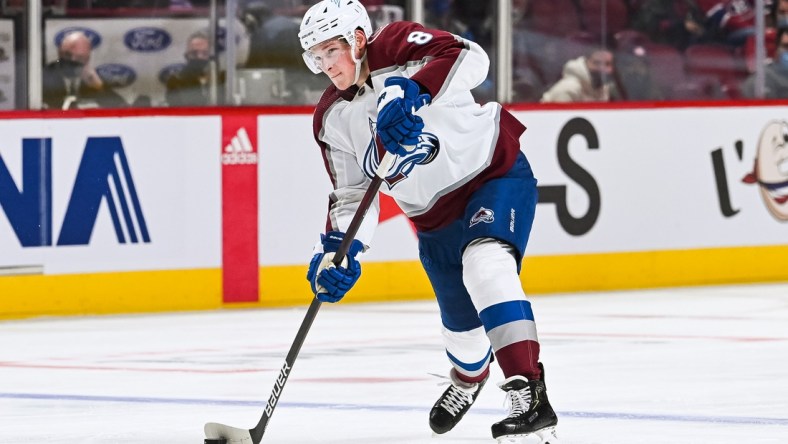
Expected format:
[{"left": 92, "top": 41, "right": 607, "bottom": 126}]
[
  {"left": 124, "top": 27, "right": 171, "bottom": 52},
  {"left": 55, "top": 27, "right": 102, "bottom": 49},
  {"left": 96, "top": 63, "right": 137, "bottom": 88},
  {"left": 158, "top": 63, "right": 185, "bottom": 84}
]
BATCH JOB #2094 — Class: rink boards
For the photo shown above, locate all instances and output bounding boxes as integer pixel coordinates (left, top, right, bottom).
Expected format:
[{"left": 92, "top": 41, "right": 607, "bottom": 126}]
[{"left": 1, "top": 103, "right": 787, "bottom": 318}]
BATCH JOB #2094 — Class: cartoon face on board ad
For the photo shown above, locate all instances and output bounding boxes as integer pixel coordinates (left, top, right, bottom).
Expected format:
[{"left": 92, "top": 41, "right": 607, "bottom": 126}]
[{"left": 742, "top": 121, "right": 788, "bottom": 221}]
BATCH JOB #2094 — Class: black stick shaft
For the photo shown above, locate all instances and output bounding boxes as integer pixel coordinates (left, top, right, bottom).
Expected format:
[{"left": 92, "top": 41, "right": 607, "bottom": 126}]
[{"left": 250, "top": 157, "right": 390, "bottom": 443}]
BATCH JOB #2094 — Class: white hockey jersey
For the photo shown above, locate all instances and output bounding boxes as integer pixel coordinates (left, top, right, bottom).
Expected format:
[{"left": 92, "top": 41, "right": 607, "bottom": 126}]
[{"left": 312, "top": 21, "right": 525, "bottom": 246}]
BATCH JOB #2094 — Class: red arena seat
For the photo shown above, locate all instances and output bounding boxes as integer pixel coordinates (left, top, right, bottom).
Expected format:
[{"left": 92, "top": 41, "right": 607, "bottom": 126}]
[
  {"left": 578, "top": 0, "right": 630, "bottom": 39},
  {"left": 684, "top": 43, "right": 746, "bottom": 83},
  {"left": 527, "top": 0, "right": 583, "bottom": 36},
  {"left": 641, "top": 43, "right": 687, "bottom": 96}
]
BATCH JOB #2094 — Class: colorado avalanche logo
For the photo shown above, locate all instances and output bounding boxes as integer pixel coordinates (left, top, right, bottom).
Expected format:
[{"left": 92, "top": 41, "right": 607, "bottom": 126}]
[
  {"left": 363, "top": 118, "right": 440, "bottom": 189},
  {"left": 469, "top": 207, "right": 494, "bottom": 227}
]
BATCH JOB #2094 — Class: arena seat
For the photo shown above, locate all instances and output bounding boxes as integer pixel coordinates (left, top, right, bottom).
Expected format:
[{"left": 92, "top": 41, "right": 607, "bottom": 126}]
[
  {"left": 613, "top": 29, "right": 650, "bottom": 52},
  {"left": 743, "top": 27, "right": 778, "bottom": 73},
  {"left": 670, "top": 74, "right": 725, "bottom": 100},
  {"left": 684, "top": 43, "right": 746, "bottom": 84},
  {"left": 642, "top": 43, "right": 686, "bottom": 97},
  {"left": 577, "top": 0, "right": 630, "bottom": 39},
  {"left": 527, "top": 0, "right": 583, "bottom": 36}
]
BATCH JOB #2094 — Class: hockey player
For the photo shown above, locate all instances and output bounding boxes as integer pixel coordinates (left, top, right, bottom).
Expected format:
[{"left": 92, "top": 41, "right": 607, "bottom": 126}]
[{"left": 299, "top": 1, "right": 557, "bottom": 442}]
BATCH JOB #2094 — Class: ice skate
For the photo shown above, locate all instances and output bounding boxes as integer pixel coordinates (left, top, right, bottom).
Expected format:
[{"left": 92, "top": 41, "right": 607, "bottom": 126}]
[
  {"left": 491, "top": 365, "right": 558, "bottom": 443},
  {"left": 429, "top": 369, "right": 488, "bottom": 434}
]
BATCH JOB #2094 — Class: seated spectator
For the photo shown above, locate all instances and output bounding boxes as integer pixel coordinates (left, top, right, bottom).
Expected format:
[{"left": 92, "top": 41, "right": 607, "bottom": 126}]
[
  {"left": 611, "top": 46, "right": 665, "bottom": 101},
  {"left": 698, "top": 0, "right": 757, "bottom": 46},
  {"left": 42, "top": 30, "right": 127, "bottom": 110},
  {"left": 165, "top": 30, "right": 223, "bottom": 107},
  {"left": 776, "top": 0, "right": 788, "bottom": 27},
  {"left": 240, "top": 0, "right": 326, "bottom": 104},
  {"left": 633, "top": 0, "right": 708, "bottom": 50},
  {"left": 242, "top": 0, "right": 301, "bottom": 69},
  {"left": 450, "top": 0, "right": 494, "bottom": 49},
  {"left": 541, "top": 47, "right": 615, "bottom": 102},
  {"left": 741, "top": 26, "right": 788, "bottom": 98}
]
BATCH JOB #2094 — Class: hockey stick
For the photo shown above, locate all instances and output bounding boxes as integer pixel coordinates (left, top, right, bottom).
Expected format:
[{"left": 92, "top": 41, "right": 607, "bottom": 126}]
[{"left": 204, "top": 151, "right": 396, "bottom": 444}]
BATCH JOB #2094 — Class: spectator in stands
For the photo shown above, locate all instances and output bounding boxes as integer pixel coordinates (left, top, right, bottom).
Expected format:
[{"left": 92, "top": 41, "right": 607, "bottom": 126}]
[
  {"left": 450, "top": 0, "right": 496, "bottom": 102},
  {"left": 541, "top": 47, "right": 615, "bottom": 102},
  {"left": 166, "top": 30, "right": 222, "bottom": 106},
  {"left": 450, "top": 0, "right": 494, "bottom": 49},
  {"left": 611, "top": 45, "right": 665, "bottom": 101},
  {"left": 771, "top": 0, "right": 788, "bottom": 27},
  {"left": 242, "top": 0, "right": 301, "bottom": 69},
  {"left": 425, "top": 0, "right": 452, "bottom": 29},
  {"left": 241, "top": 0, "right": 324, "bottom": 103},
  {"left": 633, "top": 0, "right": 708, "bottom": 50},
  {"left": 741, "top": 26, "right": 788, "bottom": 98},
  {"left": 42, "top": 30, "right": 127, "bottom": 110},
  {"left": 699, "top": 0, "right": 757, "bottom": 46}
]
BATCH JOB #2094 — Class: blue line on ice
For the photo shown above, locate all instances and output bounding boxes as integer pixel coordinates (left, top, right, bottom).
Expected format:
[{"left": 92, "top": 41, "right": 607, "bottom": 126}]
[{"left": 2, "top": 392, "right": 787, "bottom": 427}]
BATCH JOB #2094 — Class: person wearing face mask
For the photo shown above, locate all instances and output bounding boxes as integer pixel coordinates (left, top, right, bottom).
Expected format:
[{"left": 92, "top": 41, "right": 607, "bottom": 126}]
[
  {"left": 741, "top": 26, "right": 788, "bottom": 98},
  {"left": 42, "top": 30, "right": 127, "bottom": 110},
  {"left": 540, "top": 47, "right": 615, "bottom": 103},
  {"left": 780, "top": 0, "right": 788, "bottom": 25},
  {"left": 165, "top": 30, "right": 224, "bottom": 107}
]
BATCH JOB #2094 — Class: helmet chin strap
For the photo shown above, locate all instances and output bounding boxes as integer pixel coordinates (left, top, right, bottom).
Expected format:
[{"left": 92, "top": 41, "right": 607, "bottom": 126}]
[
  {"left": 350, "top": 39, "right": 367, "bottom": 85},
  {"left": 353, "top": 52, "right": 367, "bottom": 85}
]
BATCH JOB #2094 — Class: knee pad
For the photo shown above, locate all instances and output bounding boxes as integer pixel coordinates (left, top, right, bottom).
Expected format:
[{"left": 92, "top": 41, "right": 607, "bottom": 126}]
[
  {"left": 462, "top": 238, "right": 526, "bottom": 311},
  {"left": 442, "top": 326, "right": 491, "bottom": 381}
]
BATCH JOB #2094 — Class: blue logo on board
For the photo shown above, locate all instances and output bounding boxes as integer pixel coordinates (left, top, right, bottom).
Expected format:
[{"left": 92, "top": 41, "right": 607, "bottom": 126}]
[
  {"left": 124, "top": 27, "right": 172, "bottom": 52},
  {"left": 0, "top": 137, "right": 150, "bottom": 247},
  {"left": 96, "top": 64, "right": 137, "bottom": 88},
  {"left": 54, "top": 27, "right": 102, "bottom": 49},
  {"left": 158, "top": 63, "right": 185, "bottom": 84}
]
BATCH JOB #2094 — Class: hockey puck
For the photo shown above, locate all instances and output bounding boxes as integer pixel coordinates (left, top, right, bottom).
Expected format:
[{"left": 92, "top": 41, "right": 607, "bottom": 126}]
[{"left": 204, "top": 439, "right": 226, "bottom": 444}]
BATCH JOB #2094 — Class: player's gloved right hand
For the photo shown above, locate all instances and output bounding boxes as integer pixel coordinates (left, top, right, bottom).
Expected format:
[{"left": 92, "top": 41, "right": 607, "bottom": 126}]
[
  {"left": 306, "top": 231, "right": 364, "bottom": 303},
  {"left": 376, "top": 77, "right": 432, "bottom": 156}
]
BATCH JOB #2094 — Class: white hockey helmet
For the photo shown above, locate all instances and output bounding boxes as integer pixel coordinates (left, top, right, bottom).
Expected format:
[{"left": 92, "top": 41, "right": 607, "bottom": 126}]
[{"left": 298, "top": 0, "right": 373, "bottom": 78}]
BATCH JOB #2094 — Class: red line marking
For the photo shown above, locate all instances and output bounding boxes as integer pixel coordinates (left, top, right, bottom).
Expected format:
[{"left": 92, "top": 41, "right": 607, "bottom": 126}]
[
  {"left": 0, "top": 361, "right": 269, "bottom": 374},
  {"left": 542, "top": 332, "right": 787, "bottom": 342},
  {"left": 596, "top": 314, "right": 786, "bottom": 321},
  {"left": 295, "top": 377, "right": 428, "bottom": 383}
]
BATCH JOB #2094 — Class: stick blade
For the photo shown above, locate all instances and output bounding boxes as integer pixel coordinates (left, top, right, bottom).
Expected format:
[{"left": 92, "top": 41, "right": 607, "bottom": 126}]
[{"left": 204, "top": 422, "right": 254, "bottom": 444}]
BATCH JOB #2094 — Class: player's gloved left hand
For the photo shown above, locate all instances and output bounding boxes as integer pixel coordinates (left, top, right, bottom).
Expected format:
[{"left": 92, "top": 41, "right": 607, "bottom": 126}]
[
  {"left": 376, "top": 76, "right": 432, "bottom": 156},
  {"left": 306, "top": 231, "right": 364, "bottom": 303}
]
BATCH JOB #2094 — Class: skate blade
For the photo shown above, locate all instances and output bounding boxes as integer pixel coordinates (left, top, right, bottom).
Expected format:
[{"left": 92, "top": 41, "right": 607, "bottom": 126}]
[{"left": 496, "top": 426, "right": 559, "bottom": 444}]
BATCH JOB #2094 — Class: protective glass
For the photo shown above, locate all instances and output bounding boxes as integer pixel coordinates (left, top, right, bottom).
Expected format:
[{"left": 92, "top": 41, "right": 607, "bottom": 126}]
[{"left": 302, "top": 40, "right": 349, "bottom": 74}]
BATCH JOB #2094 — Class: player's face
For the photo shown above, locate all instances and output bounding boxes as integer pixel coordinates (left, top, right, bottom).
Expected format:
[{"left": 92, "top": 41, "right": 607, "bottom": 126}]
[{"left": 309, "top": 38, "right": 356, "bottom": 90}]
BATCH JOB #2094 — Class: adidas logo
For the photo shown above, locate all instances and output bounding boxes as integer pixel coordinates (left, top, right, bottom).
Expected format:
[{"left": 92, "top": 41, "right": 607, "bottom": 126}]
[{"left": 222, "top": 127, "right": 258, "bottom": 165}]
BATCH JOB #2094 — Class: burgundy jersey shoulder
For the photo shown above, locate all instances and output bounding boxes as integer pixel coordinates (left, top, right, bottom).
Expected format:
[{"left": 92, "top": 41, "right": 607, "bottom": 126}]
[{"left": 366, "top": 21, "right": 470, "bottom": 98}]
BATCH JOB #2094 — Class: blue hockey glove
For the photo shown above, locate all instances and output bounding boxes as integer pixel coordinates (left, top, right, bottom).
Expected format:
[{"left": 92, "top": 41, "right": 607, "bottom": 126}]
[
  {"left": 306, "top": 231, "right": 364, "bottom": 303},
  {"left": 376, "top": 77, "right": 432, "bottom": 156}
]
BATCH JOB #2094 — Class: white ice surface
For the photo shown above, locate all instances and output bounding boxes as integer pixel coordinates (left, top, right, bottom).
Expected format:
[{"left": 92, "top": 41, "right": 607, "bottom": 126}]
[{"left": 1, "top": 283, "right": 787, "bottom": 443}]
